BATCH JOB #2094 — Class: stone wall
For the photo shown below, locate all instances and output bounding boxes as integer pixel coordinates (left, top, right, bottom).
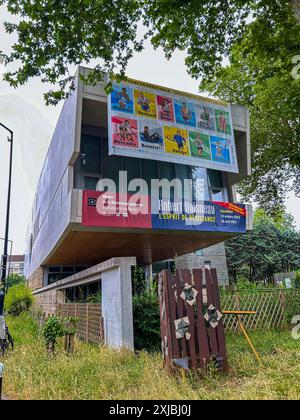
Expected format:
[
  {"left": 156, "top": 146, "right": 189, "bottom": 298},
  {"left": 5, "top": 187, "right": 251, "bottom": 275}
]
[
  {"left": 27, "top": 267, "right": 44, "bottom": 291},
  {"left": 176, "top": 243, "right": 229, "bottom": 285},
  {"left": 33, "top": 289, "right": 66, "bottom": 316}
]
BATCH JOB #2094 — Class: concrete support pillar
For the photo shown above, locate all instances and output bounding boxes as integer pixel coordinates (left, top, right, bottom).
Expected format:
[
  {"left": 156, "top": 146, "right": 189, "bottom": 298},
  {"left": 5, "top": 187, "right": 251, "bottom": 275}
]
[{"left": 101, "top": 257, "right": 136, "bottom": 350}]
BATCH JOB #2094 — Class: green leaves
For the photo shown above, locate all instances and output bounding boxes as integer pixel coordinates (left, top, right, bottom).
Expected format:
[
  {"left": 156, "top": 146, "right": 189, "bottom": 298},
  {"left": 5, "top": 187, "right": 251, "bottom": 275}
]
[
  {"left": 200, "top": 4, "right": 300, "bottom": 209},
  {"left": 5, "top": 283, "right": 35, "bottom": 315},
  {"left": 42, "top": 316, "right": 79, "bottom": 345},
  {"left": 1, "top": 0, "right": 142, "bottom": 104},
  {"left": 226, "top": 209, "right": 300, "bottom": 284},
  {"left": 133, "top": 291, "right": 160, "bottom": 351},
  {"left": 1, "top": 0, "right": 299, "bottom": 108}
]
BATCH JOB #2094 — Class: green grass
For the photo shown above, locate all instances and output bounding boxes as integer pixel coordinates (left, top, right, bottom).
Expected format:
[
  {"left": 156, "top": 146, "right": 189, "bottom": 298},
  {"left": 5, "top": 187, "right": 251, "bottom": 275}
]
[{"left": 2, "top": 313, "right": 300, "bottom": 400}]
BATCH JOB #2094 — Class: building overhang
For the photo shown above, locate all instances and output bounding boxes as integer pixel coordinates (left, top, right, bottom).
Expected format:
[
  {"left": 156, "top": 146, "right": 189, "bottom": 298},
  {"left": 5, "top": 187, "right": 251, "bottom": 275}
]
[{"left": 43, "top": 226, "right": 240, "bottom": 267}]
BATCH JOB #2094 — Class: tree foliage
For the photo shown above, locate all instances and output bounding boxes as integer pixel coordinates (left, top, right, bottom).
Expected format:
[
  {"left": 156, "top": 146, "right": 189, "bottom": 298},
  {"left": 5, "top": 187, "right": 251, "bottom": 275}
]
[
  {"left": 6, "top": 273, "right": 26, "bottom": 289},
  {"left": 5, "top": 283, "right": 34, "bottom": 315},
  {"left": 226, "top": 210, "right": 300, "bottom": 284},
  {"left": 0, "top": 0, "right": 298, "bottom": 106},
  {"left": 201, "top": 4, "right": 300, "bottom": 210},
  {"left": 132, "top": 290, "right": 160, "bottom": 351}
]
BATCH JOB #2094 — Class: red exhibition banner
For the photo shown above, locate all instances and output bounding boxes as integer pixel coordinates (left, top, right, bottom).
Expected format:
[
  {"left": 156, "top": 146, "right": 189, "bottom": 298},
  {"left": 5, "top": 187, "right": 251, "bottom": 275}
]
[{"left": 82, "top": 190, "right": 152, "bottom": 229}]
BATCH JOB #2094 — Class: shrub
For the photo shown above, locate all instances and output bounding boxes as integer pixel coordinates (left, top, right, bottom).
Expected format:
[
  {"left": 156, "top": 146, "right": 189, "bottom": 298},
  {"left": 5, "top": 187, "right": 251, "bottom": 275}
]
[
  {"left": 5, "top": 283, "right": 34, "bottom": 315},
  {"left": 294, "top": 271, "right": 300, "bottom": 289},
  {"left": 6, "top": 274, "right": 26, "bottom": 289},
  {"left": 42, "top": 316, "right": 79, "bottom": 349},
  {"left": 133, "top": 290, "right": 161, "bottom": 351}
]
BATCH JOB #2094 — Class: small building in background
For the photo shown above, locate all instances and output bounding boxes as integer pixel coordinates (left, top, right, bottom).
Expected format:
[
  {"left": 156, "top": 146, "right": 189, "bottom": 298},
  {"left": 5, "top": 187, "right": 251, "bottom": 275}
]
[
  {"left": 274, "top": 272, "right": 298, "bottom": 289},
  {"left": 7, "top": 255, "right": 25, "bottom": 277},
  {"left": 176, "top": 243, "right": 230, "bottom": 286}
]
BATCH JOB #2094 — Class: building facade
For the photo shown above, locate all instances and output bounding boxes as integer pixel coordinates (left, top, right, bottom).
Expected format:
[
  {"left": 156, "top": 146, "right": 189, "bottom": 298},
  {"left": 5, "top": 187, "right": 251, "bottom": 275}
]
[
  {"left": 1, "top": 254, "right": 25, "bottom": 277},
  {"left": 8, "top": 255, "right": 25, "bottom": 276},
  {"left": 176, "top": 243, "right": 230, "bottom": 286},
  {"left": 24, "top": 66, "right": 252, "bottom": 307}
]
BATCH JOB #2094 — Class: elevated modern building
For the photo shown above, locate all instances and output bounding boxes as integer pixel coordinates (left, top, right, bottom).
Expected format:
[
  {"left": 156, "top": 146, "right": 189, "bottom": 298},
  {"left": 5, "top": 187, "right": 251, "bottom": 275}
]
[{"left": 24, "top": 67, "right": 252, "bottom": 347}]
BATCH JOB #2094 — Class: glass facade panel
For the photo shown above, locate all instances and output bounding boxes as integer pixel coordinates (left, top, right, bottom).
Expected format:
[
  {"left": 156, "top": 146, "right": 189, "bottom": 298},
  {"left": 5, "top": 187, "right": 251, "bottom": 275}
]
[
  {"left": 208, "top": 169, "right": 224, "bottom": 188},
  {"left": 82, "top": 135, "right": 102, "bottom": 175},
  {"left": 76, "top": 130, "right": 228, "bottom": 203}
]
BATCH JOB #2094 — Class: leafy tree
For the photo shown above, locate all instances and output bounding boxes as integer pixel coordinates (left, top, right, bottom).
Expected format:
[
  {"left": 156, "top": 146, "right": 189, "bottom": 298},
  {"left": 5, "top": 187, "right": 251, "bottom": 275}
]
[
  {"left": 6, "top": 273, "right": 26, "bottom": 289},
  {"left": 0, "top": 0, "right": 298, "bottom": 105},
  {"left": 201, "top": 4, "right": 300, "bottom": 211},
  {"left": 226, "top": 210, "right": 300, "bottom": 284},
  {"left": 5, "top": 283, "right": 34, "bottom": 315}
]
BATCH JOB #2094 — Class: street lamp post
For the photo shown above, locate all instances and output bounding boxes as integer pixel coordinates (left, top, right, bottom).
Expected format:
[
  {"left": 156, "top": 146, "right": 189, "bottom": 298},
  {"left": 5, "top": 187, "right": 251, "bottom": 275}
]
[{"left": 0, "top": 123, "right": 13, "bottom": 314}]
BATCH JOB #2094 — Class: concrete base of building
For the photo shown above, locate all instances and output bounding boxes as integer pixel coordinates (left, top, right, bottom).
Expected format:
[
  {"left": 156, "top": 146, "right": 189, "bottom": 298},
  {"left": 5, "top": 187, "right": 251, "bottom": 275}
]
[
  {"left": 31, "top": 257, "right": 136, "bottom": 351},
  {"left": 28, "top": 267, "right": 44, "bottom": 291}
]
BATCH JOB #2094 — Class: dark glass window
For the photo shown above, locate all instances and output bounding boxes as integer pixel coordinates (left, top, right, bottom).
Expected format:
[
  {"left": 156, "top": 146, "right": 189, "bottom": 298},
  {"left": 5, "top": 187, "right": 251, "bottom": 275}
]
[
  {"left": 158, "top": 161, "right": 175, "bottom": 180},
  {"left": 123, "top": 157, "right": 142, "bottom": 184},
  {"left": 83, "top": 176, "right": 100, "bottom": 190},
  {"left": 208, "top": 170, "right": 224, "bottom": 188},
  {"left": 82, "top": 135, "right": 102, "bottom": 174},
  {"left": 49, "top": 267, "right": 60, "bottom": 273},
  {"left": 141, "top": 160, "right": 159, "bottom": 190},
  {"left": 102, "top": 138, "right": 123, "bottom": 191},
  {"left": 47, "top": 266, "right": 90, "bottom": 286},
  {"left": 48, "top": 274, "right": 61, "bottom": 284}
]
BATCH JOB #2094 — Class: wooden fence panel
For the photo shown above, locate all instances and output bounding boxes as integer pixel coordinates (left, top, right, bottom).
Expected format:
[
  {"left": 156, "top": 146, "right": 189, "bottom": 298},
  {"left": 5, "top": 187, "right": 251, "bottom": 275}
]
[
  {"left": 159, "top": 269, "right": 228, "bottom": 373},
  {"left": 58, "top": 303, "right": 104, "bottom": 345},
  {"left": 221, "top": 290, "right": 300, "bottom": 333}
]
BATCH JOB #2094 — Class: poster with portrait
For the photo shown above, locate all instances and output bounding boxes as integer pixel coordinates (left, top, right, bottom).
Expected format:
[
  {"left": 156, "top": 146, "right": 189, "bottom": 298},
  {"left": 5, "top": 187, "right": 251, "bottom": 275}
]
[
  {"left": 134, "top": 89, "right": 157, "bottom": 119},
  {"left": 108, "top": 78, "right": 239, "bottom": 173},
  {"left": 174, "top": 99, "right": 196, "bottom": 127},
  {"left": 214, "top": 109, "right": 232, "bottom": 136},
  {"left": 139, "top": 120, "right": 164, "bottom": 151},
  {"left": 111, "top": 116, "right": 139, "bottom": 148},
  {"left": 210, "top": 136, "right": 231, "bottom": 164},
  {"left": 110, "top": 83, "right": 134, "bottom": 114},
  {"left": 189, "top": 131, "right": 211, "bottom": 160},
  {"left": 195, "top": 104, "right": 215, "bottom": 131},
  {"left": 157, "top": 95, "right": 175, "bottom": 122},
  {"left": 164, "top": 126, "right": 190, "bottom": 157}
]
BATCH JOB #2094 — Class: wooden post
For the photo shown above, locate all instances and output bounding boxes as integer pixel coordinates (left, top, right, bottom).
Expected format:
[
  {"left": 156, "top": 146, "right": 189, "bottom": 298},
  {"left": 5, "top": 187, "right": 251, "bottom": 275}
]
[
  {"left": 234, "top": 290, "right": 241, "bottom": 332},
  {"left": 279, "top": 290, "right": 287, "bottom": 329},
  {"left": 86, "top": 305, "right": 89, "bottom": 343}
]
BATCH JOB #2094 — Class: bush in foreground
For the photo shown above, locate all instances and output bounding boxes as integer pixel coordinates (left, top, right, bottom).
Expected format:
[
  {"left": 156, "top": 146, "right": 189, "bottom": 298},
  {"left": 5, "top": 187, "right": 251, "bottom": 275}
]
[
  {"left": 5, "top": 283, "right": 34, "bottom": 315},
  {"left": 133, "top": 290, "right": 160, "bottom": 351}
]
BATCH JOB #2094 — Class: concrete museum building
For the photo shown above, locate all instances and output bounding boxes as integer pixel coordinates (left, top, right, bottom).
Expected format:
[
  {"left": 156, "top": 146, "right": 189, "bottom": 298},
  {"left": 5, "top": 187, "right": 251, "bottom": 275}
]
[{"left": 25, "top": 67, "right": 252, "bottom": 349}]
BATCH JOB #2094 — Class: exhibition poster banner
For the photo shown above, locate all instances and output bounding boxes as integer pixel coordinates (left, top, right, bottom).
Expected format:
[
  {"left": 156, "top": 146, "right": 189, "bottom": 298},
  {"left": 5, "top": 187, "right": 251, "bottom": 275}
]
[
  {"left": 108, "top": 79, "right": 239, "bottom": 173},
  {"left": 82, "top": 191, "right": 247, "bottom": 234}
]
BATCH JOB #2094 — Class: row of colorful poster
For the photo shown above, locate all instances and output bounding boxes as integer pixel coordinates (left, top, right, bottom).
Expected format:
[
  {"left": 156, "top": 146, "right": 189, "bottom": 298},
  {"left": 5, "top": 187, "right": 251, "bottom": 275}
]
[
  {"left": 111, "top": 115, "right": 231, "bottom": 164},
  {"left": 108, "top": 79, "right": 238, "bottom": 173},
  {"left": 110, "top": 83, "right": 232, "bottom": 136}
]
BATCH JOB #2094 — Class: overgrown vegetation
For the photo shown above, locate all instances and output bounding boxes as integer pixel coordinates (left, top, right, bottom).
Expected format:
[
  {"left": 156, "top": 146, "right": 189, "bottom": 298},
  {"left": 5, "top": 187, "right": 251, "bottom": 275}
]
[
  {"left": 6, "top": 274, "right": 26, "bottom": 290},
  {"left": 133, "top": 290, "right": 160, "bottom": 351},
  {"left": 225, "top": 209, "right": 300, "bottom": 284},
  {"left": 4, "top": 283, "right": 34, "bottom": 315},
  {"left": 42, "top": 316, "right": 79, "bottom": 353},
  {"left": 2, "top": 313, "right": 300, "bottom": 400}
]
